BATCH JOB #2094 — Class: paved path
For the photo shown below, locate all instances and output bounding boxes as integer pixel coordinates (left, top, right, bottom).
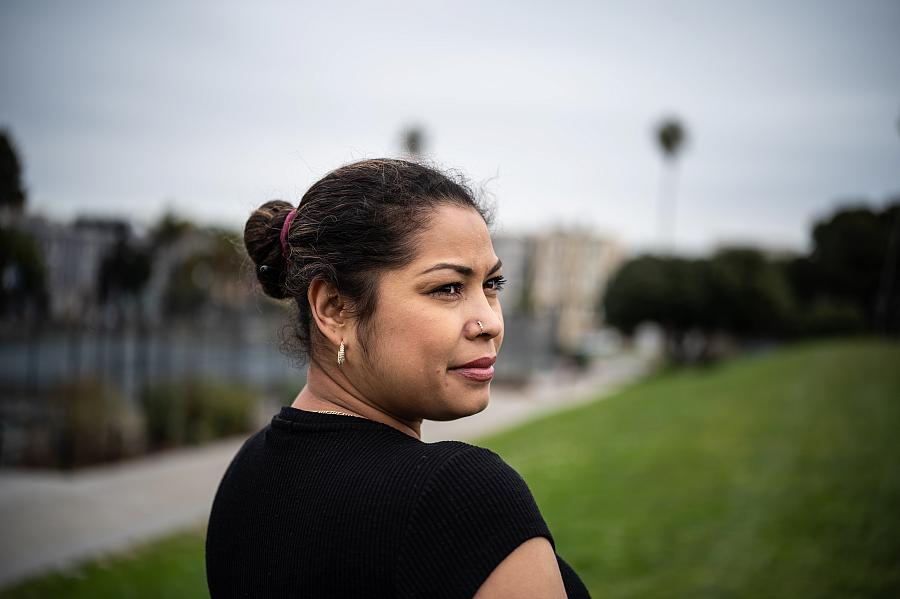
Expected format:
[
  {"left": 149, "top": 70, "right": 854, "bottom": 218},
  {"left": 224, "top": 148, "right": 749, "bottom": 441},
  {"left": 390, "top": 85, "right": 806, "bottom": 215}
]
[
  {"left": 0, "top": 354, "right": 650, "bottom": 587},
  {"left": 422, "top": 352, "right": 649, "bottom": 442}
]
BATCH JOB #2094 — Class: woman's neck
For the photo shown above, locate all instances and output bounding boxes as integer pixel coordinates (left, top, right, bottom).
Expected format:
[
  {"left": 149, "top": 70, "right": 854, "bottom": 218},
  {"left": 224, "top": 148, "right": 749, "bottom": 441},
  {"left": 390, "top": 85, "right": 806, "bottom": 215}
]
[{"left": 291, "top": 360, "right": 422, "bottom": 439}]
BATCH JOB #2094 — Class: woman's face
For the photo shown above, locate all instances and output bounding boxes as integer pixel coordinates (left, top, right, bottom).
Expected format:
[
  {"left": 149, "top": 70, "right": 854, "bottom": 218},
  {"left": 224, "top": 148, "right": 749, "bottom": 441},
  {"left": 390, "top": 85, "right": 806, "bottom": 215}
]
[{"left": 347, "top": 204, "right": 504, "bottom": 422}]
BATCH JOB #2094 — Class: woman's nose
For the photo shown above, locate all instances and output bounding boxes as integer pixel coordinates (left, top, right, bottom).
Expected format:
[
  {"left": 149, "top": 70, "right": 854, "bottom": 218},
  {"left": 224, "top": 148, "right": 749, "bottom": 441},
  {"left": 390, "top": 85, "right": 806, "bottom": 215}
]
[{"left": 467, "top": 306, "right": 502, "bottom": 339}]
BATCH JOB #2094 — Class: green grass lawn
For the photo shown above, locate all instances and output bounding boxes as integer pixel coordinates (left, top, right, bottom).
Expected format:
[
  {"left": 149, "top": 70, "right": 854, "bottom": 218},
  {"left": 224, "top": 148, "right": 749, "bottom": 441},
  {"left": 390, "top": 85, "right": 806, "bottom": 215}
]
[
  {"left": 0, "top": 528, "right": 207, "bottom": 598},
  {"left": 3, "top": 338, "right": 898, "bottom": 598},
  {"left": 482, "top": 338, "right": 900, "bottom": 597}
]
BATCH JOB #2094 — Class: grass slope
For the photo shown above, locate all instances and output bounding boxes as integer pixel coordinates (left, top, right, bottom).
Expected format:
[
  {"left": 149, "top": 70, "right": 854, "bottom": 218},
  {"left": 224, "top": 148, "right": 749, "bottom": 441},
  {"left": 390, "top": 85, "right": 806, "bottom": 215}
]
[
  {"left": 481, "top": 338, "right": 900, "bottom": 597},
  {"left": 3, "top": 339, "right": 898, "bottom": 598},
  {"left": 1, "top": 529, "right": 206, "bottom": 598}
]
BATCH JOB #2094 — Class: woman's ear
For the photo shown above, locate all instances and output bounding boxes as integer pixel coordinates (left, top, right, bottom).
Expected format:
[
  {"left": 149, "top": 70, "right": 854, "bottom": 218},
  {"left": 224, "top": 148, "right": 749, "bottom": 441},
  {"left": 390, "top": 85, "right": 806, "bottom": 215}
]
[{"left": 307, "top": 279, "right": 349, "bottom": 348}]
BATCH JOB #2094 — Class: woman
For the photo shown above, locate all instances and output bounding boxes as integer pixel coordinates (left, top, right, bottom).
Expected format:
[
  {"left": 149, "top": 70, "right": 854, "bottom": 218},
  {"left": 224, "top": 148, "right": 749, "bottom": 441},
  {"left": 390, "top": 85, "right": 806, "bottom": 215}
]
[{"left": 206, "top": 159, "right": 591, "bottom": 598}]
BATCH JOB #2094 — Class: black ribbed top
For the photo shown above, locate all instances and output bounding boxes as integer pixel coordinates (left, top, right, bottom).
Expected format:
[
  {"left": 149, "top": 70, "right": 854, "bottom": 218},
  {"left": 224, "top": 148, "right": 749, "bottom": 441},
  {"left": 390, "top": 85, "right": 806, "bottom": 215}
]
[{"left": 206, "top": 407, "right": 591, "bottom": 598}]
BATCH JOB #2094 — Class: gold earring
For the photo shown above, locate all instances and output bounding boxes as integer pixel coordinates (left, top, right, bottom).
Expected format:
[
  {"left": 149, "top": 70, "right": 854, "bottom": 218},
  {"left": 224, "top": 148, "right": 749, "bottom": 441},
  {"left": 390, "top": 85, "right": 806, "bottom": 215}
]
[{"left": 337, "top": 341, "right": 346, "bottom": 365}]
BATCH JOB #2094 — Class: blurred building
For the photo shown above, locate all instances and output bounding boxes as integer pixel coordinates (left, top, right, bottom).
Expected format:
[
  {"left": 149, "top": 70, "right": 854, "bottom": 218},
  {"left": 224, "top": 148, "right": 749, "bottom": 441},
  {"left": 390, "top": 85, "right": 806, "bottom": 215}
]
[
  {"left": 490, "top": 235, "right": 550, "bottom": 381},
  {"left": 526, "top": 229, "right": 625, "bottom": 352},
  {"left": 17, "top": 216, "right": 129, "bottom": 321},
  {"left": 490, "top": 235, "right": 530, "bottom": 314},
  {"left": 493, "top": 229, "right": 625, "bottom": 354}
]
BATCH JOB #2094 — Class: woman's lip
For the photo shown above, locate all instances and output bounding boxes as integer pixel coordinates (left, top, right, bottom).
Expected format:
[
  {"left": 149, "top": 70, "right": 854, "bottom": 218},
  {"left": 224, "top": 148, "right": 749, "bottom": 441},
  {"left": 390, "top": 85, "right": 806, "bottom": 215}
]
[
  {"left": 453, "top": 356, "right": 496, "bottom": 369},
  {"left": 451, "top": 366, "right": 495, "bottom": 382}
]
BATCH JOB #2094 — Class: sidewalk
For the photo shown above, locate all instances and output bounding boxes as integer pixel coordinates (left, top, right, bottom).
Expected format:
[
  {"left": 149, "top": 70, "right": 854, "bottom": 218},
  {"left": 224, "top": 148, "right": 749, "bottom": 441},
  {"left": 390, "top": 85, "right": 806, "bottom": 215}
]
[
  {"left": 422, "top": 352, "right": 650, "bottom": 442},
  {"left": 0, "top": 353, "right": 650, "bottom": 587}
]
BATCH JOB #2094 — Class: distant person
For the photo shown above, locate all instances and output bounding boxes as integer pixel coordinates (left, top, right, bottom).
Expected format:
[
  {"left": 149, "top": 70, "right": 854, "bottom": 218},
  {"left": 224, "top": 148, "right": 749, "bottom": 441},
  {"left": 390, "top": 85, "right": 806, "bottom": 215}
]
[{"left": 205, "top": 159, "right": 590, "bottom": 598}]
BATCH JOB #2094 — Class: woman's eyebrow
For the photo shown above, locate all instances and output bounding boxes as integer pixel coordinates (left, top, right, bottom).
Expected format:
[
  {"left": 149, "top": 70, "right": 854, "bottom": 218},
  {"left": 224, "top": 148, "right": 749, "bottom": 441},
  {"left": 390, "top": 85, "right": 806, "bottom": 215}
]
[{"left": 418, "top": 258, "right": 502, "bottom": 277}]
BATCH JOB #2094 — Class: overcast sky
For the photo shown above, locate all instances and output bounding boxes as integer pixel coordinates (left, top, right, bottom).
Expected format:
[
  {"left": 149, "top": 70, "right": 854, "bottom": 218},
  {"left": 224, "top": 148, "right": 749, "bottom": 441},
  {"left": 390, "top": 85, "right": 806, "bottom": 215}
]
[{"left": 2, "top": 0, "right": 899, "bottom": 254}]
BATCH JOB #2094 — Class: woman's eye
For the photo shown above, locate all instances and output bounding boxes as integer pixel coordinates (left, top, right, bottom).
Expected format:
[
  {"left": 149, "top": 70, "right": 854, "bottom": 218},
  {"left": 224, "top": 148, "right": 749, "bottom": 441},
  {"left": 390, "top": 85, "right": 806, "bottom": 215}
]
[
  {"left": 431, "top": 283, "right": 463, "bottom": 297},
  {"left": 430, "top": 277, "right": 506, "bottom": 298},
  {"left": 485, "top": 276, "right": 507, "bottom": 292}
]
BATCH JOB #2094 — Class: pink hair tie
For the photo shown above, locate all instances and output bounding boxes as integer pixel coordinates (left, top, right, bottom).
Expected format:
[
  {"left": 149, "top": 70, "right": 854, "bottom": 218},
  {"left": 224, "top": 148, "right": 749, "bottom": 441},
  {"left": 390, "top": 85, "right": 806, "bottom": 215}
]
[{"left": 279, "top": 208, "right": 298, "bottom": 260}]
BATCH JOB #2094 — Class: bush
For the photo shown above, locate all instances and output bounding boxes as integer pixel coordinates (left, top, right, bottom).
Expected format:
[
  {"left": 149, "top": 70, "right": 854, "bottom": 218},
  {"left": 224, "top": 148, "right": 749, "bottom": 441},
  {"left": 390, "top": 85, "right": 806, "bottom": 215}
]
[
  {"left": 799, "top": 297, "right": 867, "bottom": 337},
  {"left": 141, "top": 380, "right": 258, "bottom": 449},
  {"left": 42, "top": 378, "right": 145, "bottom": 469}
]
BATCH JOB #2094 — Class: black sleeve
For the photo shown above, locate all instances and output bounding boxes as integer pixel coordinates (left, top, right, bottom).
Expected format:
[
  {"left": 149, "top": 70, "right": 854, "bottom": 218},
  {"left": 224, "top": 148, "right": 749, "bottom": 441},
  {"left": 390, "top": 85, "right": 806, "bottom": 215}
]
[
  {"left": 557, "top": 555, "right": 592, "bottom": 598},
  {"left": 396, "top": 445, "right": 555, "bottom": 599}
]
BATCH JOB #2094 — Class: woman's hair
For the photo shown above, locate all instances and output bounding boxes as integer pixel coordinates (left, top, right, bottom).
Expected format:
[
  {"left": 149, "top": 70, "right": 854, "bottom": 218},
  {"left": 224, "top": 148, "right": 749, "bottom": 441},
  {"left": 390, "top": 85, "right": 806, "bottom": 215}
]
[{"left": 244, "top": 158, "right": 490, "bottom": 361}]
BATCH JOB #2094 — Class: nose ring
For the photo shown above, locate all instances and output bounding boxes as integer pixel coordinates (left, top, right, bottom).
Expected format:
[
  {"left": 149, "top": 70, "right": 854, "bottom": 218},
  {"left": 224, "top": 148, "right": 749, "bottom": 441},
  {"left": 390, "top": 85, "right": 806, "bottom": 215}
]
[{"left": 477, "top": 320, "right": 484, "bottom": 334}]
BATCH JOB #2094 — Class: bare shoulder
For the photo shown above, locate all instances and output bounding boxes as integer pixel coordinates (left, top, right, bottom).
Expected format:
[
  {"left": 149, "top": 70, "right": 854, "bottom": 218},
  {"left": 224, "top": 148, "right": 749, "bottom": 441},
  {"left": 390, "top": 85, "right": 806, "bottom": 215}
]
[{"left": 473, "top": 536, "right": 567, "bottom": 599}]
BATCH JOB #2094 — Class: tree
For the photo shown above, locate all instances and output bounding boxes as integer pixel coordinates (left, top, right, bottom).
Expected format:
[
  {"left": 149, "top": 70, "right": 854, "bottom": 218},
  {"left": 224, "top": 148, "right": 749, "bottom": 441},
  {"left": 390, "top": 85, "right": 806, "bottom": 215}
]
[
  {"left": 807, "top": 203, "right": 898, "bottom": 330},
  {"left": 163, "top": 230, "right": 242, "bottom": 317},
  {"left": 605, "top": 249, "right": 799, "bottom": 360},
  {"left": 604, "top": 255, "right": 672, "bottom": 336},
  {"left": 876, "top": 113, "right": 900, "bottom": 334},
  {"left": 707, "top": 247, "right": 795, "bottom": 337},
  {"left": 401, "top": 125, "right": 426, "bottom": 158},
  {"left": 654, "top": 117, "right": 687, "bottom": 250},
  {"left": 0, "top": 129, "right": 27, "bottom": 213},
  {"left": 0, "top": 226, "right": 46, "bottom": 316},
  {"left": 604, "top": 255, "right": 714, "bottom": 361},
  {"left": 98, "top": 237, "right": 153, "bottom": 305},
  {"left": 605, "top": 200, "right": 900, "bottom": 355},
  {"left": 149, "top": 210, "right": 195, "bottom": 248}
]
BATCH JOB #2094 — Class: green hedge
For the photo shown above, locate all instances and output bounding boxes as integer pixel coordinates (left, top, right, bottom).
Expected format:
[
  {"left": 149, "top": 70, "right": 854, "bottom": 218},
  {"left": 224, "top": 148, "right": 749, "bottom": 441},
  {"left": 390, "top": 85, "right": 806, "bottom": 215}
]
[
  {"left": 140, "top": 380, "right": 257, "bottom": 448},
  {"left": 45, "top": 378, "right": 145, "bottom": 469}
]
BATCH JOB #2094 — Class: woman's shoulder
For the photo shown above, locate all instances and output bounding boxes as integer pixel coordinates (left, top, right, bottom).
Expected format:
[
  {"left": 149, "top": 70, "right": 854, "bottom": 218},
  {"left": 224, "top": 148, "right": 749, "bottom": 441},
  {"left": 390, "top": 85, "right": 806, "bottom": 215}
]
[
  {"left": 419, "top": 441, "right": 527, "bottom": 488},
  {"left": 411, "top": 441, "right": 543, "bottom": 525},
  {"left": 416, "top": 439, "right": 495, "bottom": 466},
  {"left": 396, "top": 442, "right": 554, "bottom": 598}
]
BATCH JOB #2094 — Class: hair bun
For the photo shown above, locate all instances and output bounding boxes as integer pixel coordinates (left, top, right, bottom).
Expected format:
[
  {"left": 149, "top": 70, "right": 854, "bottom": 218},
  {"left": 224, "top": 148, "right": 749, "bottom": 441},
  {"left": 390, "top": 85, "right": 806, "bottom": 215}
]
[{"left": 244, "top": 199, "right": 296, "bottom": 299}]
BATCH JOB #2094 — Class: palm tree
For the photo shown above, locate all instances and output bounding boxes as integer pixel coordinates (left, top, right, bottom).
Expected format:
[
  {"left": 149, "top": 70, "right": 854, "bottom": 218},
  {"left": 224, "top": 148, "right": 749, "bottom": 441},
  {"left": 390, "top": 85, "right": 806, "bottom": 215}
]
[
  {"left": 401, "top": 125, "right": 426, "bottom": 158},
  {"left": 874, "top": 108, "right": 900, "bottom": 334},
  {"left": 0, "top": 129, "right": 27, "bottom": 213},
  {"left": 655, "top": 117, "right": 687, "bottom": 251}
]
